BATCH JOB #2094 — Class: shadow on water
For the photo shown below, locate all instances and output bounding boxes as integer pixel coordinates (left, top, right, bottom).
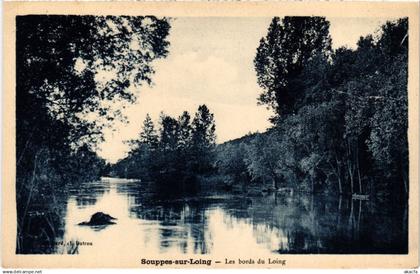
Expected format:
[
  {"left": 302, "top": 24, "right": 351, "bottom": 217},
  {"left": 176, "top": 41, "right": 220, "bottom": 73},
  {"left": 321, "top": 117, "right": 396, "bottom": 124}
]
[
  {"left": 16, "top": 179, "right": 112, "bottom": 254},
  {"left": 71, "top": 181, "right": 110, "bottom": 208},
  {"left": 129, "top": 199, "right": 219, "bottom": 254},
  {"left": 233, "top": 193, "right": 408, "bottom": 254},
  {"left": 17, "top": 177, "right": 408, "bottom": 255}
]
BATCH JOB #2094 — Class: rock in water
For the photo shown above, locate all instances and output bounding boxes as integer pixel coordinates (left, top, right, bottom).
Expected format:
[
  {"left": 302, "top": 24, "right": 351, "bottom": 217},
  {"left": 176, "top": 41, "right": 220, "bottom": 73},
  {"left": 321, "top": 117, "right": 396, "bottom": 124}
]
[{"left": 78, "top": 212, "right": 117, "bottom": 226}]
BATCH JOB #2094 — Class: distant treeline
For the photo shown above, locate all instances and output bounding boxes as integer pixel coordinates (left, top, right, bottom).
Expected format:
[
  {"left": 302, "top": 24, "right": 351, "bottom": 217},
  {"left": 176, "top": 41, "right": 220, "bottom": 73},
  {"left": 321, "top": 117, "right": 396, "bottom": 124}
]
[
  {"left": 216, "top": 18, "right": 408, "bottom": 199},
  {"left": 110, "top": 105, "right": 216, "bottom": 195}
]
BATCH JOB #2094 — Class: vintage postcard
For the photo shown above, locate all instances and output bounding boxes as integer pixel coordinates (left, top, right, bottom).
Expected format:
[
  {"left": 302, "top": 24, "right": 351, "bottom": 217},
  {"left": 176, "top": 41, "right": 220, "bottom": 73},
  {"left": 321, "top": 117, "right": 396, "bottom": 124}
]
[{"left": 2, "top": 1, "right": 419, "bottom": 269}]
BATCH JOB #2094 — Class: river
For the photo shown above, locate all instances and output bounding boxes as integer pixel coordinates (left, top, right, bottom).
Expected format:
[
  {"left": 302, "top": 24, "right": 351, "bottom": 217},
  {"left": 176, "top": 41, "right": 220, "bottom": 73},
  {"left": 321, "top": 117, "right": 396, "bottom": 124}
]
[{"left": 26, "top": 177, "right": 407, "bottom": 255}]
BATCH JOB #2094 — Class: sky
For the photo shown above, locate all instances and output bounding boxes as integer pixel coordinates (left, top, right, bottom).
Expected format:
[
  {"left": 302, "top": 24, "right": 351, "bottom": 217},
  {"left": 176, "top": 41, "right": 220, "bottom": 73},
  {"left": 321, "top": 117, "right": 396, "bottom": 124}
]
[{"left": 97, "top": 17, "right": 391, "bottom": 163}]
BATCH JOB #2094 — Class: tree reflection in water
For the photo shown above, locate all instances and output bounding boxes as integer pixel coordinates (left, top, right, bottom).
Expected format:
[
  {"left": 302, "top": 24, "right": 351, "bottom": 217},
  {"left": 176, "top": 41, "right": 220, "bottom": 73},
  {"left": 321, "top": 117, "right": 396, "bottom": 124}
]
[{"left": 20, "top": 178, "right": 407, "bottom": 255}]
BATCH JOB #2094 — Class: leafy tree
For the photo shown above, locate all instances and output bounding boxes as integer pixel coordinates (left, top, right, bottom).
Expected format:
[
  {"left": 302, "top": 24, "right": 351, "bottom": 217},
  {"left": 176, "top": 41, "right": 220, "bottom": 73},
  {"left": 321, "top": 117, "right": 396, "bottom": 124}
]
[
  {"left": 366, "top": 19, "right": 408, "bottom": 196},
  {"left": 245, "top": 132, "right": 283, "bottom": 189},
  {"left": 191, "top": 105, "right": 216, "bottom": 173},
  {"left": 177, "top": 111, "right": 192, "bottom": 150},
  {"left": 192, "top": 105, "right": 216, "bottom": 148},
  {"left": 16, "top": 15, "right": 171, "bottom": 253},
  {"left": 139, "top": 114, "right": 159, "bottom": 148},
  {"left": 17, "top": 15, "right": 171, "bottom": 170},
  {"left": 120, "top": 114, "right": 159, "bottom": 179},
  {"left": 254, "top": 16, "right": 332, "bottom": 119},
  {"left": 216, "top": 142, "right": 250, "bottom": 187},
  {"left": 159, "top": 114, "right": 181, "bottom": 152}
]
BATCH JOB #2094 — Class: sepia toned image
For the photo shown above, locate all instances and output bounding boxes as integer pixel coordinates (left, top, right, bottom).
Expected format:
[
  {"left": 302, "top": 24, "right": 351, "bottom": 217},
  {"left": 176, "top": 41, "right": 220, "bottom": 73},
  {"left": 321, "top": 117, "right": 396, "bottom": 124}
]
[{"left": 2, "top": 1, "right": 419, "bottom": 269}]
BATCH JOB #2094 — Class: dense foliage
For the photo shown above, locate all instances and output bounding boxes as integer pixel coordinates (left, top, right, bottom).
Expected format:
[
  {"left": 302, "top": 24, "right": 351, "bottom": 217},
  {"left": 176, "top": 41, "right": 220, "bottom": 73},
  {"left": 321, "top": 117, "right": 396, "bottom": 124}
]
[
  {"left": 217, "top": 18, "right": 408, "bottom": 199},
  {"left": 112, "top": 105, "right": 216, "bottom": 195},
  {"left": 254, "top": 17, "right": 332, "bottom": 119},
  {"left": 16, "top": 15, "right": 170, "bottom": 253}
]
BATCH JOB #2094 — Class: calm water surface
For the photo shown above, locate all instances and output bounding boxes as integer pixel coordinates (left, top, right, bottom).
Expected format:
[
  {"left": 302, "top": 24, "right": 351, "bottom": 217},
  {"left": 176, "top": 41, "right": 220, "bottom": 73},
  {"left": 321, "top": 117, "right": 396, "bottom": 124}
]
[{"left": 52, "top": 177, "right": 407, "bottom": 255}]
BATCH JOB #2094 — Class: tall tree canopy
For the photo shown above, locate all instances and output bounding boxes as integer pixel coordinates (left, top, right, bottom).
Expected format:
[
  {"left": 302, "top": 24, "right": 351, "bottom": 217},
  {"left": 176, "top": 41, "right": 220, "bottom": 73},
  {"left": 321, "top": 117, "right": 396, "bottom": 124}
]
[
  {"left": 191, "top": 105, "right": 217, "bottom": 173},
  {"left": 139, "top": 114, "right": 159, "bottom": 148},
  {"left": 16, "top": 15, "right": 171, "bottom": 161},
  {"left": 191, "top": 105, "right": 216, "bottom": 149},
  {"left": 245, "top": 17, "right": 408, "bottom": 197},
  {"left": 254, "top": 16, "right": 332, "bottom": 119}
]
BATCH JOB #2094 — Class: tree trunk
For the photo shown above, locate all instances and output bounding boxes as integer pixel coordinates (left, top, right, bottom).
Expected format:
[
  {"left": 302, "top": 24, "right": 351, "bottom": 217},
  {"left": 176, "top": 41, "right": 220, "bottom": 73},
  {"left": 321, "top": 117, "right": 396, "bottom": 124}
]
[
  {"left": 336, "top": 157, "right": 343, "bottom": 194},
  {"left": 338, "top": 176, "right": 343, "bottom": 194},
  {"left": 400, "top": 156, "right": 408, "bottom": 196},
  {"left": 403, "top": 177, "right": 408, "bottom": 196},
  {"left": 331, "top": 156, "right": 343, "bottom": 194},
  {"left": 311, "top": 177, "right": 314, "bottom": 193},
  {"left": 348, "top": 198, "right": 355, "bottom": 234},
  {"left": 337, "top": 195, "right": 343, "bottom": 228},
  {"left": 21, "top": 152, "right": 39, "bottom": 230},
  {"left": 347, "top": 160, "right": 354, "bottom": 194},
  {"left": 347, "top": 140, "right": 354, "bottom": 194},
  {"left": 356, "top": 145, "right": 362, "bottom": 194}
]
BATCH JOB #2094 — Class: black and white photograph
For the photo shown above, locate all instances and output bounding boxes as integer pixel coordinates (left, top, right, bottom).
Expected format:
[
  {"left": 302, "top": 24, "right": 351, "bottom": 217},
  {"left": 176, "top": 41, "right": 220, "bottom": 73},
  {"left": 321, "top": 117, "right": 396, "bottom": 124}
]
[{"left": 2, "top": 1, "right": 419, "bottom": 269}]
